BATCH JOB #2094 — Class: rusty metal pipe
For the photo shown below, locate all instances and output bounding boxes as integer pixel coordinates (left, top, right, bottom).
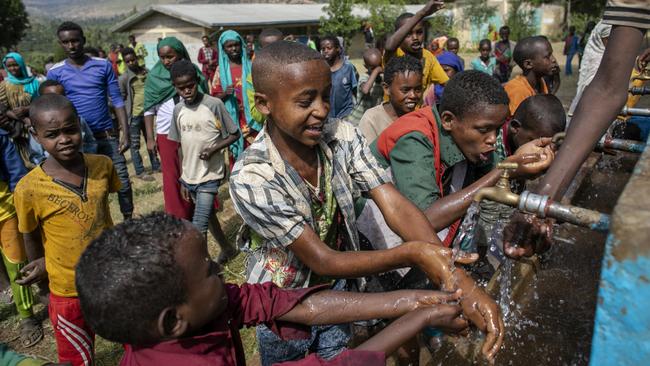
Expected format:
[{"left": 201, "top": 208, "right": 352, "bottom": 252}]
[
  {"left": 518, "top": 191, "right": 610, "bottom": 232},
  {"left": 599, "top": 136, "right": 646, "bottom": 154},
  {"left": 552, "top": 132, "right": 645, "bottom": 154}
]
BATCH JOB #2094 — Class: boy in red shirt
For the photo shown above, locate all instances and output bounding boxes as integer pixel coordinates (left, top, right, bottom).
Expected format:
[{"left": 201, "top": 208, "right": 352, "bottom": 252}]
[{"left": 75, "top": 212, "right": 468, "bottom": 366}]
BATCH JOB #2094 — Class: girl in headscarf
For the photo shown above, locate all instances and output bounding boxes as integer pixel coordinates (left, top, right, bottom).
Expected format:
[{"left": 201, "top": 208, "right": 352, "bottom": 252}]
[
  {"left": 143, "top": 37, "right": 207, "bottom": 220},
  {"left": 423, "top": 50, "right": 464, "bottom": 106},
  {"left": 211, "top": 30, "right": 261, "bottom": 161},
  {"left": 0, "top": 52, "right": 41, "bottom": 167}
]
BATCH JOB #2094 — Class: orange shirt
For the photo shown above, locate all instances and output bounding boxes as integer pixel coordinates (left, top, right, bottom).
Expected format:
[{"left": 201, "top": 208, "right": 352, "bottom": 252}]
[{"left": 503, "top": 75, "right": 548, "bottom": 116}]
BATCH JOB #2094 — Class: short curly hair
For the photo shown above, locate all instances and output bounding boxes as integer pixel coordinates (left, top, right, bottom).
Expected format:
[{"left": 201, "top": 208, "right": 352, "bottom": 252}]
[
  {"left": 57, "top": 21, "right": 84, "bottom": 37},
  {"left": 384, "top": 55, "right": 423, "bottom": 86},
  {"left": 76, "top": 212, "right": 188, "bottom": 345},
  {"left": 439, "top": 70, "right": 509, "bottom": 119}
]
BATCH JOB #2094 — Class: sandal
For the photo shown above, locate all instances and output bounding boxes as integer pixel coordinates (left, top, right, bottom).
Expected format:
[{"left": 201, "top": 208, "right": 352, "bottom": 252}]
[{"left": 19, "top": 317, "right": 43, "bottom": 348}]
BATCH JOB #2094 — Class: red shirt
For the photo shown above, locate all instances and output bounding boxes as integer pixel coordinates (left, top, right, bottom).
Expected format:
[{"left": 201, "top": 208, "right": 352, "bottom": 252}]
[{"left": 120, "top": 283, "right": 327, "bottom": 366}]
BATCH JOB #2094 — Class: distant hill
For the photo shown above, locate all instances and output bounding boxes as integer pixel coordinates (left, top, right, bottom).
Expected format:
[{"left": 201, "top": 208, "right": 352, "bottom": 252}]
[{"left": 24, "top": 0, "right": 319, "bottom": 20}]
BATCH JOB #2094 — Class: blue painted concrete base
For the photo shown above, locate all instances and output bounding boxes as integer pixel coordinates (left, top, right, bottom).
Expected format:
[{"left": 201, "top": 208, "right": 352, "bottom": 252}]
[{"left": 590, "top": 236, "right": 650, "bottom": 365}]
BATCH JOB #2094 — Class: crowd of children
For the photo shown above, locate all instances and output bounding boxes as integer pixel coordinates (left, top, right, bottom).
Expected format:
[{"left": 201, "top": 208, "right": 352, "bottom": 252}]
[{"left": 0, "top": 0, "right": 648, "bottom": 365}]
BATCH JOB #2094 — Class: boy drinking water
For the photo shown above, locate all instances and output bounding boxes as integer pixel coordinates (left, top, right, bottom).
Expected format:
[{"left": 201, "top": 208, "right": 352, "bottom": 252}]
[
  {"left": 504, "top": 36, "right": 558, "bottom": 115},
  {"left": 14, "top": 94, "right": 120, "bottom": 366},
  {"left": 230, "top": 41, "right": 504, "bottom": 365},
  {"left": 76, "top": 212, "right": 469, "bottom": 366},
  {"left": 168, "top": 60, "right": 239, "bottom": 264}
]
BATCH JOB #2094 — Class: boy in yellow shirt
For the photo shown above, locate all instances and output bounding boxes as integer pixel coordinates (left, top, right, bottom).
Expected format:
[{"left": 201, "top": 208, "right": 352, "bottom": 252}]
[
  {"left": 383, "top": 0, "right": 448, "bottom": 101},
  {"left": 14, "top": 94, "right": 120, "bottom": 366}
]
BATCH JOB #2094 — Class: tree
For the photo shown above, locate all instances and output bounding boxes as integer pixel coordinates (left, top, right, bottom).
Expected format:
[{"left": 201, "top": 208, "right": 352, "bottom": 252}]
[
  {"left": 0, "top": 0, "right": 29, "bottom": 51},
  {"left": 463, "top": 0, "right": 498, "bottom": 27},
  {"left": 363, "top": 0, "right": 405, "bottom": 41},
  {"left": 319, "top": 0, "right": 360, "bottom": 46},
  {"left": 506, "top": 0, "right": 537, "bottom": 41}
]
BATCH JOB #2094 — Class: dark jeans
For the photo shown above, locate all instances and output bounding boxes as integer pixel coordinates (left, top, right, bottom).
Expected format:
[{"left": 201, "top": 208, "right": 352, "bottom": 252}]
[
  {"left": 129, "top": 115, "right": 160, "bottom": 175},
  {"left": 96, "top": 136, "right": 133, "bottom": 216}
]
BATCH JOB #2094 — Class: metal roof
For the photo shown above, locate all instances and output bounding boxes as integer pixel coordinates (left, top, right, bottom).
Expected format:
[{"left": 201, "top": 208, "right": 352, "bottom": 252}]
[{"left": 111, "top": 3, "right": 437, "bottom": 33}]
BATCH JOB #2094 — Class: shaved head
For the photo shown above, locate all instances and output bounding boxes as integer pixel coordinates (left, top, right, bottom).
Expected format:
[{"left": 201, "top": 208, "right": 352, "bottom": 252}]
[{"left": 252, "top": 40, "right": 326, "bottom": 94}]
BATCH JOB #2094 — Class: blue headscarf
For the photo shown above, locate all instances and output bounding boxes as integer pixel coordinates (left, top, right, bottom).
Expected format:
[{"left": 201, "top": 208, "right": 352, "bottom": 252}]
[
  {"left": 435, "top": 51, "right": 465, "bottom": 102},
  {"left": 218, "top": 30, "right": 258, "bottom": 160},
  {"left": 2, "top": 52, "right": 40, "bottom": 98}
]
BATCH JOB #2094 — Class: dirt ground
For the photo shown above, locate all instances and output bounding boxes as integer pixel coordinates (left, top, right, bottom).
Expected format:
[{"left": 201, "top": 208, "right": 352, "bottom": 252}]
[{"left": 0, "top": 42, "right": 629, "bottom": 364}]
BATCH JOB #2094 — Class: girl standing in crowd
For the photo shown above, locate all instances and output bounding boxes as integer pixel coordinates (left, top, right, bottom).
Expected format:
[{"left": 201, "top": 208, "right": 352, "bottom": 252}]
[
  {"left": 0, "top": 52, "right": 40, "bottom": 168},
  {"left": 211, "top": 30, "right": 260, "bottom": 161}
]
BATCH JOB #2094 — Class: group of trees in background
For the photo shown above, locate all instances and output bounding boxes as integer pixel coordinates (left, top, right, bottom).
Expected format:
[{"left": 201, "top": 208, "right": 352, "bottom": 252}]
[{"left": 320, "top": 0, "right": 606, "bottom": 49}]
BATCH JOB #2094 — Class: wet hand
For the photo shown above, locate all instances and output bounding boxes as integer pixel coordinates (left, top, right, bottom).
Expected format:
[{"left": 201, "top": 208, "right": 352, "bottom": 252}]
[
  {"left": 412, "top": 242, "right": 478, "bottom": 291},
  {"left": 420, "top": 0, "right": 445, "bottom": 16},
  {"left": 509, "top": 138, "right": 555, "bottom": 178},
  {"left": 459, "top": 284, "right": 504, "bottom": 362},
  {"left": 503, "top": 212, "right": 554, "bottom": 259},
  {"left": 415, "top": 288, "right": 462, "bottom": 307},
  {"left": 15, "top": 258, "right": 47, "bottom": 286},
  {"left": 423, "top": 303, "right": 468, "bottom": 333}
]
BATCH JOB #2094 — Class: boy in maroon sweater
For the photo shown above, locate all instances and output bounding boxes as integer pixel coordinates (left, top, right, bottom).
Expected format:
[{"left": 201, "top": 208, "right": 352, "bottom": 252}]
[{"left": 75, "top": 212, "right": 468, "bottom": 365}]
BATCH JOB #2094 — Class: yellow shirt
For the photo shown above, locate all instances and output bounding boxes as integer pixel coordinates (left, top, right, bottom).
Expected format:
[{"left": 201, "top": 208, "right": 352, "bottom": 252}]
[
  {"left": 14, "top": 154, "right": 120, "bottom": 297},
  {"left": 384, "top": 48, "right": 449, "bottom": 102},
  {"left": 0, "top": 180, "right": 16, "bottom": 222}
]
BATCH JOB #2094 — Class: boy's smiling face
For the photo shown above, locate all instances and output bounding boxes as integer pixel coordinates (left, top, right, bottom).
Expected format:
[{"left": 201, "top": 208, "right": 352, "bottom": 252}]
[
  {"left": 385, "top": 71, "right": 422, "bottom": 116},
  {"left": 32, "top": 107, "right": 82, "bottom": 161},
  {"left": 173, "top": 222, "right": 229, "bottom": 335},
  {"left": 441, "top": 104, "right": 509, "bottom": 164},
  {"left": 257, "top": 59, "right": 331, "bottom": 147}
]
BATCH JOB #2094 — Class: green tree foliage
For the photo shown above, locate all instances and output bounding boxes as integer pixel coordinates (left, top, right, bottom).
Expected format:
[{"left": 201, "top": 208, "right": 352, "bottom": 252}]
[
  {"left": 319, "top": 0, "right": 360, "bottom": 46},
  {"left": 0, "top": 0, "right": 30, "bottom": 51},
  {"left": 506, "top": 0, "right": 537, "bottom": 41},
  {"left": 362, "top": 0, "right": 405, "bottom": 41},
  {"left": 428, "top": 14, "right": 456, "bottom": 39},
  {"left": 463, "top": 0, "right": 498, "bottom": 28}
]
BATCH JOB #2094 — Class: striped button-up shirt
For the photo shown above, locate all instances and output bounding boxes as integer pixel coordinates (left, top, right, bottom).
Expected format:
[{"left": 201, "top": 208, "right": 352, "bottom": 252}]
[{"left": 229, "top": 119, "right": 390, "bottom": 288}]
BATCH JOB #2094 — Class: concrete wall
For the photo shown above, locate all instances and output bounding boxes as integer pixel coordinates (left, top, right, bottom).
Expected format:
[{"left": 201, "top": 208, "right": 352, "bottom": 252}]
[{"left": 126, "top": 12, "right": 207, "bottom": 69}]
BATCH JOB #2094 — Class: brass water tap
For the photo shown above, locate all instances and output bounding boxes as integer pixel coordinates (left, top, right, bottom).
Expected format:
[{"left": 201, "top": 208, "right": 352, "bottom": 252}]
[{"left": 473, "top": 162, "right": 521, "bottom": 206}]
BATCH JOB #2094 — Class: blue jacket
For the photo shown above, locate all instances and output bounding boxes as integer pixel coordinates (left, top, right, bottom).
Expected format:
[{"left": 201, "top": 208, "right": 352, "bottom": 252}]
[{"left": 0, "top": 129, "right": 27, "bottom": 191}]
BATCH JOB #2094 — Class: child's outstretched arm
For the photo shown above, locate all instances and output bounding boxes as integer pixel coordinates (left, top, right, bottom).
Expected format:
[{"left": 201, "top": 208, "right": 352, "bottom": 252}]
[
  {"left": 356, "top": 303, "right": 467, "bottom": 356},
  {"left": 384, "top": 0, "right": 444, "bottom": 55},
  {"left": 279, "top": 288, "right": 463, "bottom": 327}
]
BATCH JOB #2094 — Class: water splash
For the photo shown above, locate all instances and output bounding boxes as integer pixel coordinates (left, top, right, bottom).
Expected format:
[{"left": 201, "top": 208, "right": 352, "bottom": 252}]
[{"left": 452, "top": 201, "right": 481, "bottom": 253}]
